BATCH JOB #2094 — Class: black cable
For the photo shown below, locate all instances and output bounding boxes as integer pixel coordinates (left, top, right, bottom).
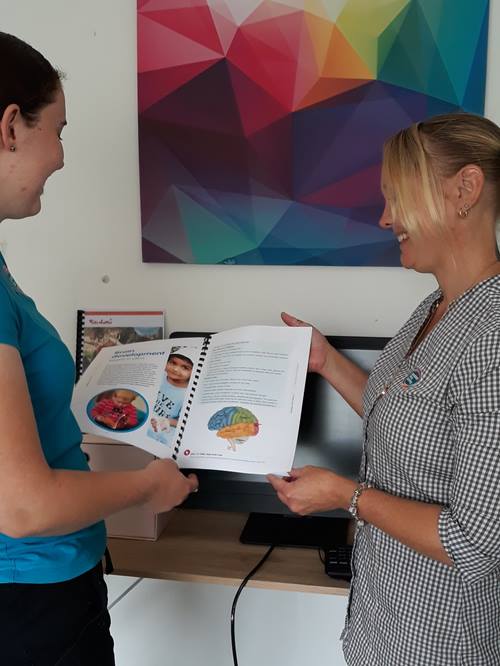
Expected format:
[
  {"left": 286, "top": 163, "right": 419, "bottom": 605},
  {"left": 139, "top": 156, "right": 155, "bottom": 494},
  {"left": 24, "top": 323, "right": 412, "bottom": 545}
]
[{"left": 230, "top": 545, "right": 275, "bottom": 666}]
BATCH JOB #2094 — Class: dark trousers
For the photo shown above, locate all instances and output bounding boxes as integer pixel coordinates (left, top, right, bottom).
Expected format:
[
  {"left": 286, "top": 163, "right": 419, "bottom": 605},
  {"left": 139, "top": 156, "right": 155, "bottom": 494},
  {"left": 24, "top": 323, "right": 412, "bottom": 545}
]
[{"left": 0, "top": 562, "right": 115, "bottom": 665}]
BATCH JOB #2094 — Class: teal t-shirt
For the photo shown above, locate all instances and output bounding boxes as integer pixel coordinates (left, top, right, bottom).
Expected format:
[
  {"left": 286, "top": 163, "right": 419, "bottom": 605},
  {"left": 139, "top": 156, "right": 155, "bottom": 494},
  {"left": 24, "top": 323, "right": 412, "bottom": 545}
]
[{"left": 0, "top": 254, "right": 106, "bottom": 583}]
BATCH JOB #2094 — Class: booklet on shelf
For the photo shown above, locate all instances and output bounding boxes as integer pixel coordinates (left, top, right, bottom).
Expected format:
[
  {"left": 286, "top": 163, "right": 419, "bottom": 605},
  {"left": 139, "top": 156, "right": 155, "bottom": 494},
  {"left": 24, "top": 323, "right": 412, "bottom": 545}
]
[
  {"left": 72, "top": 325, "right": 311, "bottom": 475},
  {"left": 75, "top": 310, "right": 165, "bottom": 379}
]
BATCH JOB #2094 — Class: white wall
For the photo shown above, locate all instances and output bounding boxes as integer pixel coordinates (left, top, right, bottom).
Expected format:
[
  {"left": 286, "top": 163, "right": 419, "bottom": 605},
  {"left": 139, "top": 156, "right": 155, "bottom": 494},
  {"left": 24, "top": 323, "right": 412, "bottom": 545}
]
[
  {"left": 3, "top": 0, "right": 499, "bottom": 351},
  {"left": 1, "top": 3, "right": 499, "bottom": 665}
]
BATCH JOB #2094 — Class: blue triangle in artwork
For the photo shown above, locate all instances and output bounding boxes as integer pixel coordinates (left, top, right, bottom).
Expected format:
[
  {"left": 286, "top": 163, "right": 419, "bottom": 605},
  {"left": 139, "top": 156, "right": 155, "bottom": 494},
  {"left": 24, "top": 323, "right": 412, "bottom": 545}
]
[
  {"left": 461, "top": 8, "right": 488, "bottom": 114},
  {"left": 175, "top": 189, "right": 256, "bottom": 263},
  {"left": 294, "top": 239, "right": 401, "bottom": 267},
  {"left": 260, "top": 203, "right": 388, "bottom": 250},
  {"left": 142, "top": 186, "right": 194, "bottom": 263},
  {"left": 378, "top": 1, "right": 458, "bottom": 106}
]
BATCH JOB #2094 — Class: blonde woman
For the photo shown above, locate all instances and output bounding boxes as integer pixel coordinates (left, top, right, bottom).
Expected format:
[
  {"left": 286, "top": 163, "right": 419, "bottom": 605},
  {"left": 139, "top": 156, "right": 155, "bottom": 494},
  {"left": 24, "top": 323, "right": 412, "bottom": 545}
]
[{"left": 269, "top": 113, "right": 500, "bottom": 665}]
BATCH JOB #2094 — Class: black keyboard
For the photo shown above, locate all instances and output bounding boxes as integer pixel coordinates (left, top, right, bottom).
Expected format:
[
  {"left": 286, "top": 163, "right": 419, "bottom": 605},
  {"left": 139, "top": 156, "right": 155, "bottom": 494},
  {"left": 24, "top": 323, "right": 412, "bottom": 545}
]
[{"left": 325, "top": 545, "right": 352, "bottom": 580}]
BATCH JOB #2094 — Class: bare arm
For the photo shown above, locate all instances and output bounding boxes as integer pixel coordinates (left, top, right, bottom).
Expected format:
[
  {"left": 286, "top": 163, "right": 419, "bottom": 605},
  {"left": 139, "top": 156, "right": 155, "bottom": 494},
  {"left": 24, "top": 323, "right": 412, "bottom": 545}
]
[
  {"left": 0, "top": 345, "right": 197, "bottom": 539},
  {"left": 357, "top": 486, "right": 451, "bottom": 564},
  {"left": 268, "top": 468, "right": 451, "bottom": 565},
  {"left": 281, "top": 312, "right": 368, "bottom": 416},
  {"left": 319, "top": 344, "right": 368, "bottom": 417}
]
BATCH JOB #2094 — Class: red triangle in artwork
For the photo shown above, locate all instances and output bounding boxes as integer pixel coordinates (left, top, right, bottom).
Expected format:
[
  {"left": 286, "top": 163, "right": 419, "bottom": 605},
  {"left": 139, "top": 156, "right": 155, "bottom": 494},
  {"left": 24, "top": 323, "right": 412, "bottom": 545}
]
[
  {"left": 138, "top": 14, "right": 222, "bottom": 73},
  {"left": 227, "top": 63, "right": 288, "bottom": 136},
  {"left": 141, "top": 7, "right": 223, "bottom": 54},
  {"left": 243, "top": 9, "right": 304, "bottom": 60},
  {"left": 301, "top": 165, "right": 382, "bottom": 207},
  {"left": 228, "top": 28, "right": 296, "bottom": 110},
  {"left": 209, "top": 7, "right": 238, "bottom": 54},
  {"left": 138, "top": 60, "right": 219, "bottom": 113}
]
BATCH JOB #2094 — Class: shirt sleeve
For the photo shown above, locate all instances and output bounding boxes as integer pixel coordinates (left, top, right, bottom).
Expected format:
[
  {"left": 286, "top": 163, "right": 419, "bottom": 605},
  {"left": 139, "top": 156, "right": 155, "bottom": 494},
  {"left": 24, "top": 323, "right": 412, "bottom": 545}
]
[
  {"left": 0, "top": 282, "right": 20, "bottom": 348},
  {"left": 439, "top": 329, "right": 500, "bottom": 583}
]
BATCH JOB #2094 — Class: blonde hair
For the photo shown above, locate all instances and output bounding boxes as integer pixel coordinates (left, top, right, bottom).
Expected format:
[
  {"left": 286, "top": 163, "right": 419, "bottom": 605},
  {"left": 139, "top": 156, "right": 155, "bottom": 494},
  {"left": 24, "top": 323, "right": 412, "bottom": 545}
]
[{"left": 381, "top": 112, "right": 500, "bottom": 235}]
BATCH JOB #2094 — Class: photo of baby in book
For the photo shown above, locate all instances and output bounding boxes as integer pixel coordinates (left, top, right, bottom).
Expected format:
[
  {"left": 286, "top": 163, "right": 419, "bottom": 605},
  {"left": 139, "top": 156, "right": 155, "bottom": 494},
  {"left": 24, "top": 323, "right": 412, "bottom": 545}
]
[
  {"left": 147, "top": 348, "right": 194, "bottom": 445},
  {"left": 89, "top": 389, "right": 146, "bottom": 431}
]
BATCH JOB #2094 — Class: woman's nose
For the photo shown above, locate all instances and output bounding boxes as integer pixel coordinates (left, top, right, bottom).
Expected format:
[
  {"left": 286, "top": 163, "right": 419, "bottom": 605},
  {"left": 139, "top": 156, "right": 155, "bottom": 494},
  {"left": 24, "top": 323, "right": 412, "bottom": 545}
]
[{"left": 379, "top": 203, "right": 392, "bottom": 229}]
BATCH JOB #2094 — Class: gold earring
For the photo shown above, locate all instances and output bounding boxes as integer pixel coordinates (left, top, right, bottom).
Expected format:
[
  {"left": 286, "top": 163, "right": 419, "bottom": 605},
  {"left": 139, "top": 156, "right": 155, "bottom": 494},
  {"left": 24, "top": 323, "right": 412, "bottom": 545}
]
[{"left": 458, "top": 203, "right": 470, "bottom": 219}]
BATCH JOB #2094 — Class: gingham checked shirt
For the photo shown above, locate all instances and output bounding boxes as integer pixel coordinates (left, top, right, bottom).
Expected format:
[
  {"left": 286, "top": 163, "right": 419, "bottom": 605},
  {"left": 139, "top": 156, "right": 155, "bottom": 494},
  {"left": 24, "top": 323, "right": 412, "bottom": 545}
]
[{"left": 342, "top": 275, "right": 500, "bottom": 665}]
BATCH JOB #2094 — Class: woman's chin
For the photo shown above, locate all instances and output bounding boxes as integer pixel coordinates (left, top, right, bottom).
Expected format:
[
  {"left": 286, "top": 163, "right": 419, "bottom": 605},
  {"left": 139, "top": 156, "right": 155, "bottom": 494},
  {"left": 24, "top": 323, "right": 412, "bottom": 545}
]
[
  {"left": 399, "top": 247, "right": 413, "bottom": 269},
  {"left": 400, "top": 253, "right": 429, "bottom": 273},
  {"left": 23, "top": 197, "right": 42, "bottom": 218}
]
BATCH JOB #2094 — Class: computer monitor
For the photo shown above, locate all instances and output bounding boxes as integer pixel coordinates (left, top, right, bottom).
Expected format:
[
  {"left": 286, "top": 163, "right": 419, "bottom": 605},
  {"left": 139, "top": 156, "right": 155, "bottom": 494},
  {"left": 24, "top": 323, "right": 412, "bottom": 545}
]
[{"left": 172, "top": 333, "right": 389, "bottom": 548}]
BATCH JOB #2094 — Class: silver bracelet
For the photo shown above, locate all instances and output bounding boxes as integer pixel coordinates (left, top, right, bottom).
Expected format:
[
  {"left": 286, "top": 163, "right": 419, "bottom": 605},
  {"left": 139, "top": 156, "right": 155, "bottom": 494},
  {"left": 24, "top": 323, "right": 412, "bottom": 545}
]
[{"left": 348, "top": 481, "right": 371, "bottom": 527}]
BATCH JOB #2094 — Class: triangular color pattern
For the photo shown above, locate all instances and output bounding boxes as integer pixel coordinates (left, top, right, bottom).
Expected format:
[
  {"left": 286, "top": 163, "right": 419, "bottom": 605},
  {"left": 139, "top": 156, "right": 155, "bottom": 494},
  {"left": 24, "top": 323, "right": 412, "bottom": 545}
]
[
  {"left": 416, "top": 0, "right": 488, "bottom": 106},
  {"left": 140, "top": 0, "right": 205, "bottom": 11},
  {"left": 301, "top": 164, "right": 382, "bottom": 207},
  {"left": 209, "top": 6, "right": 239, "bottom": 54},
  {"left": 303, "top": 0, "right": 346, "bottom": 22},
  {"left": 142, "top": 186, "right": 195, "bottom": 263},
  {"left": 176, "top": 190, "right": 257, "bottom": 263},
  {"left": 336, "top": 0, "right": 410, "bottom": 72},
  {"left": 378, "top": 2, "right": 458, "bottom": 105},
  {"left": 140, "top": 6, "right": 224, "bottom": 54},
  {"left": 203, "top": 189, "right": 292, "bottom": 245},
  {"left": 296, "top": 76, "right": 370, "bottom": 111},
  {"left": 376, "top": 3, "right": 411, "bottom": 75},
  {"left": 222, "top": 0, "right": 264, "bottom": 26},
  {"left": 142, "top": 238, "right": 183, "bottom": 264},
  {"left": 227, "top": 62, "right": 289, "bottom": 136},
  {"left": 461, "top": 8, "right": 488, "bottom": 113},
  {"left": 292, "top": 11, "right": 326, "bottom": 108},
  {"left": 303, "top": 10, "right": 335, "bottom": 77},
  {"left": 138, "top": 59, "right": 219, "bottom": 113},
  {"left": 137, "top": 13, "right": 223, "bottom": 73},
  {"left": 227, "top": 26, "right": 297, "bottom": 110},
  {"left": 142, "top": 60, "right": 244, "bottom": 137},
  {"left": 322, "top": 25, "right": 374, "bottom": 81},
  {"left": 244, "top": 0, "right": 302, "bottom": 26},
  {"left": 244, "top": 9, "right": 304, "bottom": 60}
]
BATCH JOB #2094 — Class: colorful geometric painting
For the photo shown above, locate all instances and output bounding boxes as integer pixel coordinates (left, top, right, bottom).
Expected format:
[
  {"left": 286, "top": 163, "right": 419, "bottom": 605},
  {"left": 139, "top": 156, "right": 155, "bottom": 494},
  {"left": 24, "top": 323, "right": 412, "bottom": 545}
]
[{"left": 137, "top": 0, "right": 489, "bottom": 265}]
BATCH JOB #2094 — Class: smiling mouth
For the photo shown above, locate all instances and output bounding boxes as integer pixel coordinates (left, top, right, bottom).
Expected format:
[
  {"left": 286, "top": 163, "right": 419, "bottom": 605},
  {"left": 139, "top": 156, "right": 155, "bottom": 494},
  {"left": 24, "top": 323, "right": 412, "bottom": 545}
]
[{"left": 397, "top": 232, "right": 409, "bottom": 243}]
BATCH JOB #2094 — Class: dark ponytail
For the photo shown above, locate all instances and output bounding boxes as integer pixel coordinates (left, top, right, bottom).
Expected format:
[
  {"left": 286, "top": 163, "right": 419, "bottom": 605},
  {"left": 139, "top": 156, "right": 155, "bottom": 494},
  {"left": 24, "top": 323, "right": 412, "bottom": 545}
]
[{"left": 0, "top": 32, "right": 62, "bottom": 124}]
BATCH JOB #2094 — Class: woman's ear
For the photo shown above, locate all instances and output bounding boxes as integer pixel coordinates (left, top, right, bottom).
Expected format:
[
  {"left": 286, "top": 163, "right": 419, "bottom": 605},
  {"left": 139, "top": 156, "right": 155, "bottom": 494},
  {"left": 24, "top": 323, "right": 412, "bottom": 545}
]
[
  {"left": 0, "top": 104, "right": 21, "bottom": 152},
  {"left": 456, "top": 165, "right": 484, "bottom": 209}
]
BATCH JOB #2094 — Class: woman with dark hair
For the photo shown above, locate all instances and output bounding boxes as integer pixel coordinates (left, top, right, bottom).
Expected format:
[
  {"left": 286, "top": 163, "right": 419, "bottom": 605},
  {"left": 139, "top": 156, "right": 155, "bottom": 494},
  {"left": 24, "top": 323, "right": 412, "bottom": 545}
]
[
  {"left": 269, "top": 112, "right": 500, "bottom": 665},
  {"left": 0, "top": 32, "right": 197, "bottom": 665}
]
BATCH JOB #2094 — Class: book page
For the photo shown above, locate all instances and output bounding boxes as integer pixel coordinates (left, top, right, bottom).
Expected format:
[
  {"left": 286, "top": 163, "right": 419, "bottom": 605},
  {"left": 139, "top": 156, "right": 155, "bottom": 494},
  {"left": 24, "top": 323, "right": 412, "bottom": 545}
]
[
  {"left": 77, "top": 310, "right": 164, "bottom": 377},
  {"left": 176, "top": 325, "right": 311, "bottom": 475},
  {"left": 72, "top": 337, "right": 202, "bottom": 458}
]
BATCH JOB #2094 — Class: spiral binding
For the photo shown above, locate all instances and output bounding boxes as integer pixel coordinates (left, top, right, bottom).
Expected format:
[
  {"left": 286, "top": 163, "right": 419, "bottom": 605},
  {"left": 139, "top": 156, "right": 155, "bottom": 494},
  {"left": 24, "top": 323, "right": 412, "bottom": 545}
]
[
  {"left": 172, "top": 335, "right": 212, "bottom": 461},
  {"left": 75, "top": 309, "right": 85, "bottom": 383}
]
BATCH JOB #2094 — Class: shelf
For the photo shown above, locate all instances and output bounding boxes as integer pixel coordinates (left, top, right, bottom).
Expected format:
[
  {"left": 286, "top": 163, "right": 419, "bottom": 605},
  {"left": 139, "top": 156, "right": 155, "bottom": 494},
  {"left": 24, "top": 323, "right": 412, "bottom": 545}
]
[{"left": 108, "top": 508, "right": 350, "bottom": 596}]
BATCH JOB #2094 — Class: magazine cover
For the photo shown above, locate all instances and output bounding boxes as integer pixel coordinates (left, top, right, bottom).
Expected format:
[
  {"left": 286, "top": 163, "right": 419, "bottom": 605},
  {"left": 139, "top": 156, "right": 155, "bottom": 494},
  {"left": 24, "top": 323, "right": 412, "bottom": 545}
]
[{"left": 76, "top": 310, "right": 164, "bottom": 378}]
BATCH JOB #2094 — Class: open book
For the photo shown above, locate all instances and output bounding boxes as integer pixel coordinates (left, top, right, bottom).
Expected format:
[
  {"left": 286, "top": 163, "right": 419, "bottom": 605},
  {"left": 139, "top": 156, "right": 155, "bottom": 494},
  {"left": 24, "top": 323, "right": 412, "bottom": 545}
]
[{"left": 72, "top": 325, "right": 311, "bottom": 475}]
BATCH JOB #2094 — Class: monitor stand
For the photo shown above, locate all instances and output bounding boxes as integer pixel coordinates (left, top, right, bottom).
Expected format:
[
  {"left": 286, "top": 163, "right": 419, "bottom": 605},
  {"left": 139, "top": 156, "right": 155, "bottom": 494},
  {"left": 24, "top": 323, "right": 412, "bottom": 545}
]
[{"left": 239, "top": 512, "right": 349, "bottom": 549}]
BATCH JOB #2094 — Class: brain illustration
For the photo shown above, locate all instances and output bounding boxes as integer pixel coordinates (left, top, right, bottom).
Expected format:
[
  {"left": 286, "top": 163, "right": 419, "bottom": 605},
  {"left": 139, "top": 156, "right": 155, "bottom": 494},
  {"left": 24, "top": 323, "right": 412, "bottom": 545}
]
[{"left": 208, "top": 407, "right": 259, "bottom": 451}]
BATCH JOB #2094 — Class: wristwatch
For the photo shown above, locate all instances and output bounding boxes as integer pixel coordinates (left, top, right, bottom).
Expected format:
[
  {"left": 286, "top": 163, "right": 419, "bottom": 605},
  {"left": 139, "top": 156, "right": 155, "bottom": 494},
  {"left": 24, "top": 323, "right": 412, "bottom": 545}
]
[{"left": 348, "top": 481, "right": 371, "bottom": 527}]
